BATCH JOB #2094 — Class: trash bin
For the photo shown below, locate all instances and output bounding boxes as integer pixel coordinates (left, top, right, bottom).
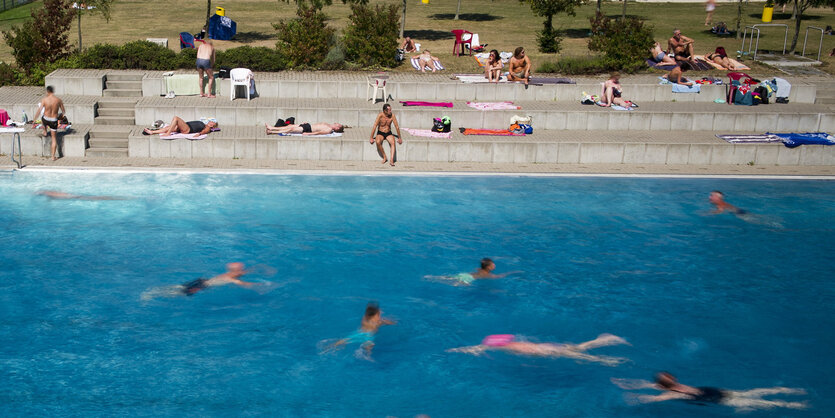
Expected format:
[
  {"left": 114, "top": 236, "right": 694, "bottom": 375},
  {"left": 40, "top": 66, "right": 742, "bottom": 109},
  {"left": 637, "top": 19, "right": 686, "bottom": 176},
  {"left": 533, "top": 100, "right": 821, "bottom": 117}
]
[
  {"left": 762, "top": 5, "right": 773, "bottom": 23},
  {"left": 216, "top": 6, "right": 225, "bottom": 16}
]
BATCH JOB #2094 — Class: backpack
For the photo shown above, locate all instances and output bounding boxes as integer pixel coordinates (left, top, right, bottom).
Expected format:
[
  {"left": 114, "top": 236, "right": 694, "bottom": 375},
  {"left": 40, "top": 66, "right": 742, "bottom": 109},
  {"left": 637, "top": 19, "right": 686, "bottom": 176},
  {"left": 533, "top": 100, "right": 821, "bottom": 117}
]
[
  {"left": 754, "top": 85, "right": 769, "bottom": 104},
  {"left": 395, "top": 48, "right": 405, "bottom": 62},
  {"left": 432, "top": 116, "right": 451, "bottom": 133},
  {"left": 509, "top": 123, "right": 525, "bottom": 134},
  {"left": 218, "top": 67, "right": 232, "bottom": 79}
]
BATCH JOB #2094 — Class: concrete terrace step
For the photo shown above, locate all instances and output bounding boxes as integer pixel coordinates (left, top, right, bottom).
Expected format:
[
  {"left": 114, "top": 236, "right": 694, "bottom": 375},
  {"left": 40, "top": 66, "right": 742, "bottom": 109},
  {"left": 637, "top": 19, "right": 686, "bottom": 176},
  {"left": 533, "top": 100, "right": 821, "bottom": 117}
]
[
  {"left": 133, "top": 97, "right": 835, "bottom": 132},
  {"left": 106, "top": 73, "right": 144, "bottom": 82},
  {"left": 105, "top": 80, "right": 143, "bottom": 90},
  {"left": 86, "top": 147, "right": 129, "bottom": 157},
  {"left": 95, "top": 115, "right": 136, "bottom": 125},
  {"left": 97, "top": 108, "right": 135, "bottom": 117},
  {"left": 97, "top": 99, "right": 139, "bottom": 109},
  {"left": 103, "top": 89, "right": 142, "bottom": 98},
  {"left": 126, "top": 126, "right": 835, "bottom": 166},
  {"left": 89, "top": 129, "right": 130, "bottom": 140},
  {"left": 88, "top": 139, "right": 128, "bottom": 148},
  {"left": 0, "top": 124, "right": 91, "bottom": 158}
]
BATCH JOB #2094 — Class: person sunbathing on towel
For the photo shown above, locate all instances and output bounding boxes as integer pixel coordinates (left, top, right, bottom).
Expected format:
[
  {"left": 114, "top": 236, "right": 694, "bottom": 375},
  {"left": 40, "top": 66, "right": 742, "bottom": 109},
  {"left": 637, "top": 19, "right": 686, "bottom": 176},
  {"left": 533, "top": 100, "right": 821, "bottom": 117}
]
[
  {"left": 664, "top": 62, "right": 693, "bottom": 86},
  {"left": 414, "top": 50, "right": 440, "bottom": 73},
  {"left": 484, "top": 49, "right": 503, "bottom": 83},
  {"left": 599, "top": 72, "right": 635, "bottom": 108},
  {"left": 265, "top": 122, "right": 344, "bottom": 135},
  {"left": 143, "top": 116, "right": 217, "bottom": 139},
  {"left": 650, "top": 42, "right": 677, "bottom": 66},
  {"left": 507, "top": 46, "right": 532, "bottom": 87},
  {"left": 705, "top": 46, "right": 735, "bottom": 70}
]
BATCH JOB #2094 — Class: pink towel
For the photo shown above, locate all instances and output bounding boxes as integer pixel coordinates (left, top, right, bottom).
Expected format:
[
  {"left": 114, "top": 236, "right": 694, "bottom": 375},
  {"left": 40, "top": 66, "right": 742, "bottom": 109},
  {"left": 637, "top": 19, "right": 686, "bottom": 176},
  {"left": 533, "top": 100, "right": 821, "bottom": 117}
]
[
  {"left": 160, "top": 133, "right": 208, "bottom": 140},
  {"left": 404, "top": 128, "right": 451, "bottom": 138},
  {"left": 466, "top": 101, "right": 520, "bottom": 110},
  {"left": 0, "top": 109, "right": 9, "bottom": 126},
  {"left": 400, "top": 101, "right": 453, "bottom": 107}
]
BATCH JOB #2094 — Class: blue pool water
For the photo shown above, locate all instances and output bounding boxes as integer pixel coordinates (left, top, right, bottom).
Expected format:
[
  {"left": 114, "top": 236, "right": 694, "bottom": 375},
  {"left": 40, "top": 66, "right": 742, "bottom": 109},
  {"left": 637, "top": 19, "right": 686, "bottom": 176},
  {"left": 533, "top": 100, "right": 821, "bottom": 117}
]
[{"left": 1, "top": 171, "right": 833, "bottom": 417}]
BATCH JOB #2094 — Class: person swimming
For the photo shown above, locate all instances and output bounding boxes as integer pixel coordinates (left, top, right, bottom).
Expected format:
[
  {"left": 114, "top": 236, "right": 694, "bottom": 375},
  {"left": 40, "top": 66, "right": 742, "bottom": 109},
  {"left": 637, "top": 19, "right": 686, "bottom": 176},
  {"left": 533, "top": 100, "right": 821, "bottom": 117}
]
[
  {"left": 709, "top": 190, "right": 746, "bottom": 215},
  {"left": 612, "top": 372, "right": 808, "bottom": 412},
  {"left": 427, "top": 258, "right": 521, "bottom": 286},
  {"left": 321, "top": 302, "right": 396, "bottom": 356},
  {"left": 37, "top": 190, "right": 130, "bottom": 200},
  {"left": 448, "top": 333, "right": 630, "bottom": 366},
  {"left": 140, "top": 262, "right": 263, "bottom": 300}
]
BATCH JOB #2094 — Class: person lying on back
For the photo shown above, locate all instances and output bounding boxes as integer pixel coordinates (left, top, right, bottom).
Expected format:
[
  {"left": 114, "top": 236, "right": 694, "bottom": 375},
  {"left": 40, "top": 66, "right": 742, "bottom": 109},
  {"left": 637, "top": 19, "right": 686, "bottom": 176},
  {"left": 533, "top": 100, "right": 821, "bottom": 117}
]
[{"left": 265, "top": 122, "right": 344, "bottom": 135}]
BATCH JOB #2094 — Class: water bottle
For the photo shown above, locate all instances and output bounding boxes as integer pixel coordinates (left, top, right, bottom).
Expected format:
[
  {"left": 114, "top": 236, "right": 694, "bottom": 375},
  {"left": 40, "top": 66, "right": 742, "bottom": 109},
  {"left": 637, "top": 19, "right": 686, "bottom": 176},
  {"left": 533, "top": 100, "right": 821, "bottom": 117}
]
[{"left": 21, "top": 110, "right": 28, "bottom": 124}]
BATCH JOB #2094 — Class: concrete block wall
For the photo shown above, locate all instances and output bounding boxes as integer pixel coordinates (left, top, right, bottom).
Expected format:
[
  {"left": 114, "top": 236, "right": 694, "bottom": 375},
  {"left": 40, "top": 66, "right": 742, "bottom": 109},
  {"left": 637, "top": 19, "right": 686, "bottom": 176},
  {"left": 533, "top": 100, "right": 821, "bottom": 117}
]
[
  {"left": 0, "top": 128, "right": 89, "bottom": 157},
  {"left": 126, "top": 134, "right": 835, "bottom": 166},
  {"left": 45, "top": 72, "right": 105, "bottom": 96}
]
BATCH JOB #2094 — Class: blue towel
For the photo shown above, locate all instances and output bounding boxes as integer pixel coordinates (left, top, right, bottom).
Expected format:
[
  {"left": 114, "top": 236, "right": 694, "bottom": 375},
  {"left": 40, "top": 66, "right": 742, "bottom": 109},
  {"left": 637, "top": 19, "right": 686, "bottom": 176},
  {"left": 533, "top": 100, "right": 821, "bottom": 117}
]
[
  {"left": 672, "top": 84, "right": 700, "bottom": 93},
  {"left": 768, "top": 132, "right": 835, "bottom": 148}
]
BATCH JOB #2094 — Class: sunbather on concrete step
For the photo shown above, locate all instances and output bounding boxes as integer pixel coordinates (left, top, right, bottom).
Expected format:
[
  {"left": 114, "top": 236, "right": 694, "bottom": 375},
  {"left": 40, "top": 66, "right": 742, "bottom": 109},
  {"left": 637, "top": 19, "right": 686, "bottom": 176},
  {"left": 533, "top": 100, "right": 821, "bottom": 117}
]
[
  {"left": 265, "top": 122, "right": 344, "bottom": 136},
  {"left": 143, "top": 116, "right": 217, "bottom": 139}
]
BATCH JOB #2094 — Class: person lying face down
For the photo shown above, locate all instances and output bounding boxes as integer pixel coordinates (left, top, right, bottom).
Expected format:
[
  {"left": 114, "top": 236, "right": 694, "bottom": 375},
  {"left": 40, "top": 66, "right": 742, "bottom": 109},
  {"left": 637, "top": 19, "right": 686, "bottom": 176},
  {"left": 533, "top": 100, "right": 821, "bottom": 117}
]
[{"left": 265, "top": 122, "right": 344, "bottom": 135}]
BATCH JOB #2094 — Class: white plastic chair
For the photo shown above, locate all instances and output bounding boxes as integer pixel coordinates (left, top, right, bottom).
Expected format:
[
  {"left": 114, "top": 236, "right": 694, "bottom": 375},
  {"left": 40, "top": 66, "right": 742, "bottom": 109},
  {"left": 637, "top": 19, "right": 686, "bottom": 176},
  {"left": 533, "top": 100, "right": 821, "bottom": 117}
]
[
  {"left": 366, "top": 75, "right": 388, "bottom": 103},
  {"left": 230, "top": 68, "right": 253, "bottom": 101}
]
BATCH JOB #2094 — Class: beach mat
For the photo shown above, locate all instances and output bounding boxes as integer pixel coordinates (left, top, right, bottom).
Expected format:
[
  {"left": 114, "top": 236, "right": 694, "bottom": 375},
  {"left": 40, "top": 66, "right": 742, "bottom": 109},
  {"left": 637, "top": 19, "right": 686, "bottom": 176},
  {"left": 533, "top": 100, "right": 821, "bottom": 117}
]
[
  {"left": 716, "top": 134, "right": 782, "bottom": 143},
  {"left": 646, "top": 59, "right": 715, "bottom": 71},
  {"left": 530, "top": 77, "right": 575, "bottom": 85},
  {"left": 276, "top": 132, "right": 343, "bottom": 137},
  {"left": 160, "top": 133, "right": 207, "bottom": 140}
]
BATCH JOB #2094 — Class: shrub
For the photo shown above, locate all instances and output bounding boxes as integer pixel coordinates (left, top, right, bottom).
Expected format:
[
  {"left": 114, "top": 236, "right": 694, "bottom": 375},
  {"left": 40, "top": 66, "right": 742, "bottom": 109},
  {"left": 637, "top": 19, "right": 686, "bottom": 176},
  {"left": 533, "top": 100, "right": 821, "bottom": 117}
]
[
  {"left": 2, "top": 0, "right": 74, "bottom": 69},
  {"left": 119, "top": 40, "right": 178, "bottom": 70},
  {"left": 0, "top": 62, "right": 17, "bottom": 87},
  {"left": 175, "top": 48, "right": 198, "bottom": 69},
  {"left": 537, "top": 25, "right": 562, "bottom": 54},
  {"left": 588, "top": 12, "right": 655, "bottom": 72},
  {"left": 274, "top": 7, "right": 335, "bottom": 69},
  {"left": 538, "top": 56, "right": 610, "bottom": 75},
  {"left": 216, "top": 46, "right": 285, "bottom": 72},
  {"left": 342, "top": 3, "right": 399, "bottom": 68}
]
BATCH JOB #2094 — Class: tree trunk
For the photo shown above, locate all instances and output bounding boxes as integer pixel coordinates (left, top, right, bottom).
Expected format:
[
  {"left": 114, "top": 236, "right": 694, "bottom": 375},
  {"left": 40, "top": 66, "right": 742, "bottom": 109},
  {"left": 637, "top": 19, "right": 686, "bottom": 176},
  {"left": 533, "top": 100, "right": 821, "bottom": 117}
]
[
  {"left": 735, "top": 0, "right": 743, "bottom": 40},
  {"left": 789, "top": 3, "right": 802, "bottom": 52},
  {"left": 400, "top": 0, "right": 406, "bottom": 39},
  {"left": 206, "top": 0, "right": 212, "bottom": 34},
  {"left": 544, "top": 13, "right": 552, "bottom": 35},
  {"left": 77, "top": 10, "right": 82, "bottom": 51},
  {"left": 455, "top": 0, "right": 461, "bottom": 20},
  {"left": 597, "top": 0, "right": 601, "bottom": 13},
  {"left": 622, "top": 0, "right": 627, "bottom": 19}
]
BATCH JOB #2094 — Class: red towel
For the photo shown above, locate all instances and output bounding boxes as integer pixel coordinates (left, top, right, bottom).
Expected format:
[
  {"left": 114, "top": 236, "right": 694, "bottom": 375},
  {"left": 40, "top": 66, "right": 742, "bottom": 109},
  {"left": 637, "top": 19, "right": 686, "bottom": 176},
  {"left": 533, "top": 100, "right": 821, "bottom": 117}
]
[
  {"left": 461, "top": 128, "right": 524, "bottom": 136},
  {"left": 0, "top": 109, "right": 9, "bottom": 126},
  {"left": 399, "top": 101, "right": 453, "bottom": 107}
]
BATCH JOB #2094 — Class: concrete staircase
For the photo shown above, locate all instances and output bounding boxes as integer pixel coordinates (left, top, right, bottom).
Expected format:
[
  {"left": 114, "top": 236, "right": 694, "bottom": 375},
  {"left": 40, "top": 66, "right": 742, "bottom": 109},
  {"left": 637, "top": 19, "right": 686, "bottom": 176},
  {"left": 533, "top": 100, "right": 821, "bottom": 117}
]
[
  {"left": 95, "top": 98, "right": 137, "bottom": 125},
  {"left": 86, "top": 125, "right": 131, "bottom": 157},
  {"left": 815, "top": 87, "right": 835, "bottom": 105},
  {"left": 103, "top": 73, "right": 142, "bottom": 98}
]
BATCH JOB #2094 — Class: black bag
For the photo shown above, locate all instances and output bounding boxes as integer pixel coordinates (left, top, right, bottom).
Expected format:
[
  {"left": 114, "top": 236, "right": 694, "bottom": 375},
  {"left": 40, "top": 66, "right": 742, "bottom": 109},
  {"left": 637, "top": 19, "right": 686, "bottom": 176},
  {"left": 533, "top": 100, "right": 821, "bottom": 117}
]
[
  {"left": 218, "top": 67, "right": 232, "bottom": 79},
  {"left": 755, "top": 86, "right": 769, "bottom": 104},
  {"left": 274, "top": 117, "right": 295, "bottom": 127},
  {"left": 395, "top": 48, "right": 405, "bottom": 62},
  {"left": 432, "top": 117, "right": 451, "bottom": 133}
]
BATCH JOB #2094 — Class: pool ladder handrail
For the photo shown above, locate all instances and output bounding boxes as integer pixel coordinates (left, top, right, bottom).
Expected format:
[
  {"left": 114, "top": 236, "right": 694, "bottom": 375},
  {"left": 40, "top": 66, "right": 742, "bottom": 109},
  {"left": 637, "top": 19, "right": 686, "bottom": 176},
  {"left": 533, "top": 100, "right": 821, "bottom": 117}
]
[
  {"left": 802, "top": 26, "right": 824, "bottom": 61},
  {"left": 11, "top": 132, "right": 22, "bottom": 169},
  {"left": 740, "top": 23, "right": 788, "bottom": 61}
]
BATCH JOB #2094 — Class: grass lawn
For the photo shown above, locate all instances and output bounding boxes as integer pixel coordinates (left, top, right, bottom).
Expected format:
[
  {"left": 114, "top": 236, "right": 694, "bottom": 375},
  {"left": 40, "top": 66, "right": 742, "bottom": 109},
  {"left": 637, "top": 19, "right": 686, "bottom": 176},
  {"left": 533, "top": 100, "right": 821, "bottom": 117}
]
[{"left": 0, "top": 0, "right": 832, "bottom": 75}]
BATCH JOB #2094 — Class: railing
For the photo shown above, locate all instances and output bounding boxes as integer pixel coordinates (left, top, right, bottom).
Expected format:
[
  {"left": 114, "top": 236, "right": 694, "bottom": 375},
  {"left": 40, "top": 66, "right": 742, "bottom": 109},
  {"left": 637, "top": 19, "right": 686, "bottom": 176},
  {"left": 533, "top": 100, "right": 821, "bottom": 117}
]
[
  {"left": 740, "top": 24, "right": 788, "bottom": 61},
  {"left": 802, "top": 26, "right": 824, "bottom": 61},
  {"left": 0, "top": 0, "right": 34, "bottom": 14},
  {"left": 11, "top": 132, "right": 22, "bottom": 169}
]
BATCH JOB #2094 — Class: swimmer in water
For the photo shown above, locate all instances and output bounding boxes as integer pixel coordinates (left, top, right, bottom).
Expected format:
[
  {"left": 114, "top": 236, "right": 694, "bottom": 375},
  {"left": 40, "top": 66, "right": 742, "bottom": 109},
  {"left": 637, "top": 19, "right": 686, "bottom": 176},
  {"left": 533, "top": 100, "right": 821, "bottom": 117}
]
[
  {"left": 321, "top": 302, "right": 396, "bottom": 356},
  {"left": 448, "top": 333, "right": 630, "bottom": 366},
  {"left": 428, "top": 258, "right": 522, "bottom": 286},
  {"left": 37, "top": 190, "right": 129, "bottom": 200},
  {"left": 612, "top": 372, "right": 808, "bottom": 412},
  {"left": 141, "top": 262, "right": 262, "bottom": 300},
  {"left": 709, "top": 190, "right": 746, "bottom": 215}
]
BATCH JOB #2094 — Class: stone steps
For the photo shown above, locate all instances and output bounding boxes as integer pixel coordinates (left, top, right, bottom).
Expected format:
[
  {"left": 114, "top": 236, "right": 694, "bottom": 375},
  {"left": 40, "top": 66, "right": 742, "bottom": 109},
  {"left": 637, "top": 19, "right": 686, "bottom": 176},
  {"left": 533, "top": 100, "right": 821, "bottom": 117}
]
[
  {"left": 94, "top": 115, "right": 136, "bottom": 125},
  {"left": 86, "top": 147, "right": 129, "bottom": 157},
  {"left": 97, "top": 108, "right": 135, "bottom": 117},
  {"left": 105, "top": 80, "right": 142, "bottom": 90},
  {"left": 103, "top": 89, "right": 142, "bottom": 98}
]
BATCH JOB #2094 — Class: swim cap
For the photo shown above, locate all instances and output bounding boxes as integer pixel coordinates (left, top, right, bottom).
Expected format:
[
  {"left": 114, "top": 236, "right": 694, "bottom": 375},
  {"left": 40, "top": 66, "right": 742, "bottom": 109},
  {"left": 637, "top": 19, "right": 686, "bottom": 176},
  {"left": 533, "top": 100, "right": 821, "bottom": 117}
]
[{"left": 482, "top": 334, "right": 514, "bottom": 347}]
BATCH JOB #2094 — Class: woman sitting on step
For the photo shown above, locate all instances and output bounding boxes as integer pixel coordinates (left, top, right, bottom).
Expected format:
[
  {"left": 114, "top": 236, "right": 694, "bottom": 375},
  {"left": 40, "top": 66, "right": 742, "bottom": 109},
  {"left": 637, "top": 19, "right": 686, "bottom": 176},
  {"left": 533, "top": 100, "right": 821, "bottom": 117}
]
[{"left": 143, "top": 116, "right": 217, "bottom": 139}]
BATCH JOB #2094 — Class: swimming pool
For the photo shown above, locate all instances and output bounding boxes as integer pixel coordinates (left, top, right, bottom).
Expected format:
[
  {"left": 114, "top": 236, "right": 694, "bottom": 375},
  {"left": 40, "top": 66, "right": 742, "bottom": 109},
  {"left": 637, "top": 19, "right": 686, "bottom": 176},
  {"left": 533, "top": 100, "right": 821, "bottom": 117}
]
[{"left": 1, "top": 171, "right": 833, "bottom": 417}]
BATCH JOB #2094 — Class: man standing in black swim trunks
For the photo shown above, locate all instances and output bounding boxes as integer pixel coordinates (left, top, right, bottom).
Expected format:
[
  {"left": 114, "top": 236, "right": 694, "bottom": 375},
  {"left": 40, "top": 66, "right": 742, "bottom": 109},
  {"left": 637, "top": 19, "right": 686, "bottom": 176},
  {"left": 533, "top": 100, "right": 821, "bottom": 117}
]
[{"left": 37, "top": 86, "right": 66, "bottom": 161}]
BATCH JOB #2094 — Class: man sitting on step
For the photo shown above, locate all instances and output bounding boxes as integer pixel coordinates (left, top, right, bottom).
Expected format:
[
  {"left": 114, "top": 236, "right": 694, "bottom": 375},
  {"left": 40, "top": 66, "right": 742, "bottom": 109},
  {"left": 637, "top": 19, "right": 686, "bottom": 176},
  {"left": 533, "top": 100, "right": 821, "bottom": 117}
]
[{"left": 265, "top": 122, "right": 344, "bottom": 136}]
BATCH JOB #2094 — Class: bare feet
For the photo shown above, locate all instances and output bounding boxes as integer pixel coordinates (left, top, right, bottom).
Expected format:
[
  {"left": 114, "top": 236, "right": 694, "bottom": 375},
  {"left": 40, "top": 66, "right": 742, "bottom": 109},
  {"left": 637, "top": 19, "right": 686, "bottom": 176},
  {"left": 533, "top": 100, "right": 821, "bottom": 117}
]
[
  {"left": 143, "top": 128, "right": 152, "bottom": 135},
  {"left": 200, "top": 93, "right": 206, "bottom": 97},
  {"left": 381, "top": 158, "right": 388, "bottom": 165},
  {"left": 390, "top": 161, "right": 395, "bottom": 167},
  {"left": 207, "top": 94, "right": 216, "bottom": 98},
  {"left": 51, "top": 156, "right": 57, "bottom": 161}
]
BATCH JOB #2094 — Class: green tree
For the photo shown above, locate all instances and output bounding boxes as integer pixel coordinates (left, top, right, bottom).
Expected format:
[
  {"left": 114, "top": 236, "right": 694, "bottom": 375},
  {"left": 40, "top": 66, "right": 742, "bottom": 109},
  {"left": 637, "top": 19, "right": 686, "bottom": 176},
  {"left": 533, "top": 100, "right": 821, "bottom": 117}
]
[
  {"left": 588, "top": 11, "right": 654, "bottom": 71},
  {"left": 274, "top": 6, "right": 335, "bottom": 68},
  {"left": 3, "top": 0, "right": 75, "bottom": 68},
  {"left": 734, "top": 0, "right": 747, "bottom": 39},
  {"left": 520, "top": 0, "right": 586, "bottom": 53},
  {"left": 774, "top": 0, "right": 835, "bottom": 51},
  {"left": 343, "top": 3, "right": 399, "bottom": 67},
  {"left": 75, "top": 0, "right": 116, "bottom": 51}
]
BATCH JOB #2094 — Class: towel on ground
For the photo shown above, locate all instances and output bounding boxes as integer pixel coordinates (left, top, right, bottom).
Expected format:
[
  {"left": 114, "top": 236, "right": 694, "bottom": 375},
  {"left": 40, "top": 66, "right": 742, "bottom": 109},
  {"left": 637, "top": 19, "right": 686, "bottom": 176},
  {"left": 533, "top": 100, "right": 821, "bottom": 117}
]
[
  {"left": 530, "top": 77, "right": 575, "bottom": 85},
  {"left": 456, "top": 74, "right": 507, "bottom": 83},
  {"left": 404, "top": 128, "right": 451, "bottom": 138},
  {"left": 694, "top": 55, "right": 750, "bottom": 71},
  {"left": 672, "top": 84, "right": 701, "bottom": 93},
  {"left": 768, "top": 132, "right": 835, "bottom": 148},
  {"left": 466, "top": 101, "right": 520, "bottom": 110},
  {"left": 160, "top": 133, "right": 207, "bottom": 140},
  {"left": 164, "top": 74, "right": 204, "bottom": 96},
  {"left": 411, "top": 57, "right": 444, "bottom": 72},
  {"left": 716, "top": 134, "right": 783, "bottom": 143},
  {"left": 646, "top": 59, "right": 677, "bottom": 71},
  {"left": 0, "top": 127, "right": 25, "bottom": 133},
  {"left": 276, "top": 132, "right": 343, "bottom": 137},
  {"left": 474, "top": 52, "right": 511, "bottom": 66},
  {"left": 646, "top": 58, "right": 714, "bottom": 71},
  {"left": 35, "top": 123, "right": 72, "bottom": 131},
  {"left": 610, "top": 105, "right": 634, "bottom": 111},
  {"left": 400, "top": 101, "right": 453, "bottom": 107},
  {"left": 461, "top": 128, "right": 524, "bottom": 136},
  {"left": 0, "top": 109, "right": 9, "bottom": 126}
]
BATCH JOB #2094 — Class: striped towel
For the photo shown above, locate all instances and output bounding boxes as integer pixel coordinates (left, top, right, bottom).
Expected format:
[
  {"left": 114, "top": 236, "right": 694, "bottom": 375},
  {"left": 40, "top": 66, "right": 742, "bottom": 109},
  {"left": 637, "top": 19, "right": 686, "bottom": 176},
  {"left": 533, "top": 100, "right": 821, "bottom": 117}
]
[
  {"left": 404, "top": 128, "right": 451, "bottom": 138},
  {"left": 411, "top": 57, "right": 444, "bottom": 72}
]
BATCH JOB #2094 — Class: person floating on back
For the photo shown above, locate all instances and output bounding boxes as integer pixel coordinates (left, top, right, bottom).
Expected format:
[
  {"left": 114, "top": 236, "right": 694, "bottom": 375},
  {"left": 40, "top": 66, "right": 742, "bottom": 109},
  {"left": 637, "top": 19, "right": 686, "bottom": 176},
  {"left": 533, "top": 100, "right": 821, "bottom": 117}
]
[
  {"left": 321, "top": 302, "right": 396, "bottom": 357},
  {"left": 448, "top": 333, "right": 630, "bottom": 366},
  {"left": 612, "top": 372, "right": 808, "bottom": 412}
]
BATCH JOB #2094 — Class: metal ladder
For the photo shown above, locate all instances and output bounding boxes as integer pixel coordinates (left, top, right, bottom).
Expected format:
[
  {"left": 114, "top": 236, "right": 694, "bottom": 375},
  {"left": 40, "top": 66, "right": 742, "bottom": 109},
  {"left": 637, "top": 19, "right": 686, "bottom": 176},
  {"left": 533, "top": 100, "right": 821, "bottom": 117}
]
[{"left": 10, "top": 131, "right": 22, "bottom": 169}]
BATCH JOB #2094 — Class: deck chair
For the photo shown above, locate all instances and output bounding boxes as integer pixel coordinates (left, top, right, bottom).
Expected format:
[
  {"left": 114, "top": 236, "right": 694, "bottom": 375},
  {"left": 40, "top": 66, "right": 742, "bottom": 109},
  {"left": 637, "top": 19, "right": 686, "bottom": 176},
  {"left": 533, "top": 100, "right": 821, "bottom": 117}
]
[{"left": 179, "top": 32, "right": 195, "bottom": 49}]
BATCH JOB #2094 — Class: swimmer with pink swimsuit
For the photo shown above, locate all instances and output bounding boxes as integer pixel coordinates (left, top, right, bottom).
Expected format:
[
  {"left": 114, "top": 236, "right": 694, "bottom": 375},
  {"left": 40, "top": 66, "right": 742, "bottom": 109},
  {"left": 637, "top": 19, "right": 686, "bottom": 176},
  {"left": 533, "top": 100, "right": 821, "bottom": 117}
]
[{"left": 448, "top": 333, "right": 631, "bottom": 366}]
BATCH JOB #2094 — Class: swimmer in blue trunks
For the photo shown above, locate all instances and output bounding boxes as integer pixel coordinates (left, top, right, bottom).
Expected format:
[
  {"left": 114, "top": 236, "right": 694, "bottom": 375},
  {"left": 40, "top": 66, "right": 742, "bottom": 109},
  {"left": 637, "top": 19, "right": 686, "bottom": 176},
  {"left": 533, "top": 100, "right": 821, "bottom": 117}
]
[
  {"left": 448, "top": 333, "right": 630, "bottom": 366},
  {"left": 612, "top": 372, "right": 808, "bottom": 412},
  {"left": 429, "top": 258, "right": 521, "bottom": 286},
  {"left": 321, "top": 302, "right": 396, "bottom": 355}
]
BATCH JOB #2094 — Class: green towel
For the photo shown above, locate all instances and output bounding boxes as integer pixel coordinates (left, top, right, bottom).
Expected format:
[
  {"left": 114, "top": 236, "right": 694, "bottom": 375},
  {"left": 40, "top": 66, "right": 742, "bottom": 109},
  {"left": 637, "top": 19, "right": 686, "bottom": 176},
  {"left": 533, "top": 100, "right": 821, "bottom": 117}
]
[{"left": 165, "top": 74, "right": 215, "bottom": 96}]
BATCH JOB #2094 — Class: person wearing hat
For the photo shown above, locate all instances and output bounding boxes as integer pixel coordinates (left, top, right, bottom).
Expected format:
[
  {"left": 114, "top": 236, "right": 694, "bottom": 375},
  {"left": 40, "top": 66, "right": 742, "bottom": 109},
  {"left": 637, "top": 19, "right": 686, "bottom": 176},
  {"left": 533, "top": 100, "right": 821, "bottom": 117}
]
[
  {"left": 666, "top": 29, "right": 696, "bottom": 65},
  {"left": 369, "top": 103, "right": 402, "bottom": 167}
]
